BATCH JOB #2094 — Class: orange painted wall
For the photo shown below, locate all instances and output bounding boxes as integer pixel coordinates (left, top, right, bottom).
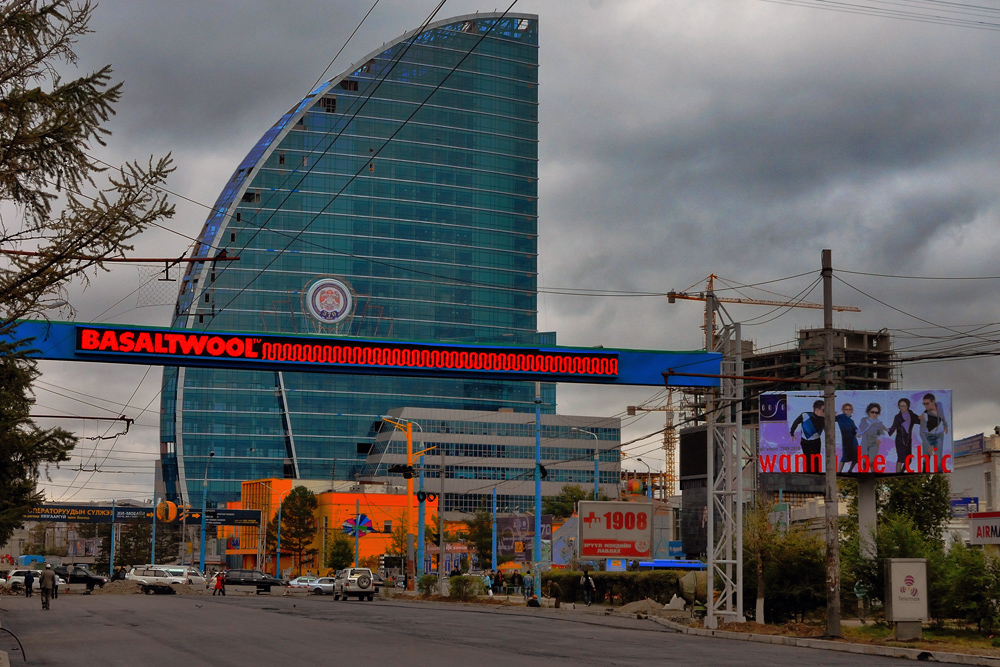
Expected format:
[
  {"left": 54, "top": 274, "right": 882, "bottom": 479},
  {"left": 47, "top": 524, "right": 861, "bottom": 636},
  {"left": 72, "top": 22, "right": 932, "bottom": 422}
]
[{"left": 224, "top": 479, "right": 437, "bottom": 577}]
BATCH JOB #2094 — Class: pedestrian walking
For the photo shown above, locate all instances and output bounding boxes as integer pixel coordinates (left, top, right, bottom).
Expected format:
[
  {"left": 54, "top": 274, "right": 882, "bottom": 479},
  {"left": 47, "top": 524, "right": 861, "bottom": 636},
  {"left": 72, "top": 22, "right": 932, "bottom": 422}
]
[
  {"left": 39, "top": 564, "right": 56, "bottom": 610},
  {"left": 580, "top": 571, "right": 596, "bottom": 606},
  {"left": 522, "top": 571, "right": 533, "bottom": 600},
  {"left": 214, "top": 570, "right": 226, "bottom": 596},
  {"left": 23, "top": 569, "right": 34, "bottom": 597}
]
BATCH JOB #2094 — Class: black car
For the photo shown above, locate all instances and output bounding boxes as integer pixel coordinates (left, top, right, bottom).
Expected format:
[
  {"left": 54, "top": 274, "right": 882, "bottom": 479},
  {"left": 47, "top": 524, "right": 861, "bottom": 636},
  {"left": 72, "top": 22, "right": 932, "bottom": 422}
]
[
  {"left": 54, "top": 566, "right": 109, "bottom": 591},
  {"left": 223, "top": 569, "right": 283, "bottom": 593}
]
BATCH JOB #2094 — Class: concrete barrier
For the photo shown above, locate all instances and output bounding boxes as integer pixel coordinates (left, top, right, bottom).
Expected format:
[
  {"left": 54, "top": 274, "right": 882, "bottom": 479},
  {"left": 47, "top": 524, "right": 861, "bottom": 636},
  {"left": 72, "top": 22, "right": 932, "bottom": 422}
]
[
  {"left": 269, "top": 586, "right": 285, "bottom": 596},
  {"left": 283, "top": 587, "right": 309, "bottom": 596},
  {"left": 0, "top": 649, "right": 10, "bottom": 667}
]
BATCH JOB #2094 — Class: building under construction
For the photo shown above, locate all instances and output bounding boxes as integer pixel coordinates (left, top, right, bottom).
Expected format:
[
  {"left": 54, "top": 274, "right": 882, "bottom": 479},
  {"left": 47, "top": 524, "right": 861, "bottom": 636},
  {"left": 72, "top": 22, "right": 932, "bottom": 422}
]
[{"left": 744, "top": 327, "right": 898, "bottom": 503}]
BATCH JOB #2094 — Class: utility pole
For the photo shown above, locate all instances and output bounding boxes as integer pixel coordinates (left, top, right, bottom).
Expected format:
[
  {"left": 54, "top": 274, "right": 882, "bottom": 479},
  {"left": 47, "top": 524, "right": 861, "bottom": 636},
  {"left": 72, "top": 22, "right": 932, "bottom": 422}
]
[
  {"left": 109, "top": 499, "right": 116, "bottom": 578},
  {"left": 151, "top": 496, "right": 158, "bottom": 564},
  {"left": 438, "top": 443, "right": 445, "bottom": 594},
  {"left": 822, "top": 249, "right": 842, "bottom": 637},
  {"left": 533, "top": 382, "right": 542, "bottom": 599}
]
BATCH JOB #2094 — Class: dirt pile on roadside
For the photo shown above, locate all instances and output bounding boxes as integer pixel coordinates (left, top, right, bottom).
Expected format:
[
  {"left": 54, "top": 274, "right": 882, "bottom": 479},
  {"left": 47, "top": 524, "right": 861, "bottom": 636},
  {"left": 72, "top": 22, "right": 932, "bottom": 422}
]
[{"left": 92, "top": 580, "right": 143, "bottom": 595}]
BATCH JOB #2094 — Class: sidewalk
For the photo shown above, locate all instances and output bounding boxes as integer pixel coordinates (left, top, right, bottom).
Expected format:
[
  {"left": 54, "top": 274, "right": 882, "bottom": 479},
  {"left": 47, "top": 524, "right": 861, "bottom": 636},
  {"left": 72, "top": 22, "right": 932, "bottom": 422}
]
[
  {"left": 395, "top": 593, "right": 1000, "bottom": 666},
  {"left": 646, "top": 615, "right": 1000, "bottom": 666}
]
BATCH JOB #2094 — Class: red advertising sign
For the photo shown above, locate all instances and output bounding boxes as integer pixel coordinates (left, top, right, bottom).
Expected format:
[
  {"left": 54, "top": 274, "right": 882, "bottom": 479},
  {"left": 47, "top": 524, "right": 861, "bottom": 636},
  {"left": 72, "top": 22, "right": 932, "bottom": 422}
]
[{"left": 577, "top": 501, "right": 653, "bottom": 559}]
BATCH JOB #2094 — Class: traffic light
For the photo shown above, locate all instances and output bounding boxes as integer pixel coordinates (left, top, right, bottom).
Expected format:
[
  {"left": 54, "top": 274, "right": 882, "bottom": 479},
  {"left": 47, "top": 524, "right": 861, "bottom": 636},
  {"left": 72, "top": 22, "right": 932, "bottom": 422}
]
[
  {"left": 388, "top": 464, "right": 414, "bottom": 479},
  {"left": 539, "top": 465, "right": 548, "bottom": 480}
]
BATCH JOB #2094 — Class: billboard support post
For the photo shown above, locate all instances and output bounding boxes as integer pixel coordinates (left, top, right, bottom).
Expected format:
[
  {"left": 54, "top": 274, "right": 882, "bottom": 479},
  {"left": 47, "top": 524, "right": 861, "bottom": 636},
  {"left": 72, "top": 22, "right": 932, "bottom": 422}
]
[
  {"left": 704, "top": 294, "right": 745, "bottom": 628},
  {"left": 858, "top": 475, "right": 877, "bottom": 558},
  {"left": 822, "top": 248, "right": 842, "bottom": 637}
]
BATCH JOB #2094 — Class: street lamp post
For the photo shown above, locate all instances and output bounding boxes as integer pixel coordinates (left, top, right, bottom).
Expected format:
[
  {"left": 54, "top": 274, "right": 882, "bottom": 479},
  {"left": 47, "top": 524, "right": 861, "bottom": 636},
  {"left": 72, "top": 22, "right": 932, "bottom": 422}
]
[
  {"left": 381, "top": 416, "right": 431, "bottom": 591},
  {"left": 491, "top": 487, "right": 498, "bottom": 572},
  {"left": 636, "top": 458, "right": 652, "bottom": 499},
  {"left": 572, "top": 428, "right": 600, "bottom": 500},
  {"left": 199, "top": 451, "right": 214, "bottom": 574}
]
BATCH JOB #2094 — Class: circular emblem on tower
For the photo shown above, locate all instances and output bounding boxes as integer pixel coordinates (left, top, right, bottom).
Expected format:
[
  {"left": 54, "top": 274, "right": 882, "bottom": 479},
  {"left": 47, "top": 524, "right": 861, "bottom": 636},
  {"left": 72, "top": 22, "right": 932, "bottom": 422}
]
[{"left": 303, "top": 276, "right": 355, "bottom": 324}]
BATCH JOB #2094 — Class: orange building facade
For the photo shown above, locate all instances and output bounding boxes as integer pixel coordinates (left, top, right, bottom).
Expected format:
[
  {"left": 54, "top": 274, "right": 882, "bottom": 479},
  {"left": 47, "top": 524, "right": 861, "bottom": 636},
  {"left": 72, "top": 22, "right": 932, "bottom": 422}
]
[{"left": 223, "top": 479, "right": 437, "bottom": 577}]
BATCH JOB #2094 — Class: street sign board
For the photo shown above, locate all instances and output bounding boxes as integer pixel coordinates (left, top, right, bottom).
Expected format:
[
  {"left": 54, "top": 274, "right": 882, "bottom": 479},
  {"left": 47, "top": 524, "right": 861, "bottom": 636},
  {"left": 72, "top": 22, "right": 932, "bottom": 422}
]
[
  {"left": 969, "top": 512, "right": 1000, "bottom": 545},
  {"left": 950, "top": 497, "right": 979, "bottom": 517},
  {"left": 21, "top": 504, "right": 259, "bottom": 526},
  {"left": 577, "top": 501, "right": 653, "bottom": 559}
]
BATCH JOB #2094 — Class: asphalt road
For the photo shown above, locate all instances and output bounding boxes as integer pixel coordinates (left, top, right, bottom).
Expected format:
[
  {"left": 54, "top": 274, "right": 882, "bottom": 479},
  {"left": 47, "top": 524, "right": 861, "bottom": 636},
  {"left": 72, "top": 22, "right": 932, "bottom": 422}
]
[{"left": 0, "top": 593, "right": 915, "bottom": 666}]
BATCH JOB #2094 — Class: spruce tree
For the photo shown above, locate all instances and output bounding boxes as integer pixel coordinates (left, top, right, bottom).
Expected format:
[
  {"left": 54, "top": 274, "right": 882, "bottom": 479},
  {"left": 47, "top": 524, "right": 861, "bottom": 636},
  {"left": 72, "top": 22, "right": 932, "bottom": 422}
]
[{"left": 0, "top": 1, "right": 175, "bottom": 541}]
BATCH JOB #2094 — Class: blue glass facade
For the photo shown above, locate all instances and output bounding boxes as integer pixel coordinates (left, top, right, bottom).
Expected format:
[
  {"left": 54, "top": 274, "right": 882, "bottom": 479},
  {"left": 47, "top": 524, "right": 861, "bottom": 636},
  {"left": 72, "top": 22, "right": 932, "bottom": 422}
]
[{"left": 160, "top": 14, "right": 547, "bottom": 507}]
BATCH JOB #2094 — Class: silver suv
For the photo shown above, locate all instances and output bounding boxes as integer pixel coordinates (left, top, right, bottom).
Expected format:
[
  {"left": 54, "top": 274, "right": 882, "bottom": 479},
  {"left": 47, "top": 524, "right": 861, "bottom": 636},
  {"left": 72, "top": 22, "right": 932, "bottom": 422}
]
[{"left": 333, "top": 567, "right": 375, "bottom": 601}]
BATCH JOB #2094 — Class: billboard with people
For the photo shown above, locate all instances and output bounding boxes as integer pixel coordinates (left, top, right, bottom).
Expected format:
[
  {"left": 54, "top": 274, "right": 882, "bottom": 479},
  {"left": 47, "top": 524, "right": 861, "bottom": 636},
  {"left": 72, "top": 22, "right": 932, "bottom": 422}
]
[{"left": 759, "top": 390, "right": 953, "bottom": 475}]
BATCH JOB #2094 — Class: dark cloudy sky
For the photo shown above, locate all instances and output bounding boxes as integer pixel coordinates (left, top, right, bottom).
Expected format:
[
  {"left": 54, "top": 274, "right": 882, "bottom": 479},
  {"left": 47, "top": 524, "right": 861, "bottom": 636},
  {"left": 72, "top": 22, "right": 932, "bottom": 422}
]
[{"left": 30, "top": 0, "right": 1000, "bottom": 501}]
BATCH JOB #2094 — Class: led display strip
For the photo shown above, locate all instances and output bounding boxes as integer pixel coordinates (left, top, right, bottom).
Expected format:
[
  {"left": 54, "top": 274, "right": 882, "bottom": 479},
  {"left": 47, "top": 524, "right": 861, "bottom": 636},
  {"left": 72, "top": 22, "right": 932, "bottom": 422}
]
[
  {"left": 76, "top": 326, "right": 618, "bottom": 379},
  {"left": 6, "top": 321, "right": 721, "bottom": 387}
]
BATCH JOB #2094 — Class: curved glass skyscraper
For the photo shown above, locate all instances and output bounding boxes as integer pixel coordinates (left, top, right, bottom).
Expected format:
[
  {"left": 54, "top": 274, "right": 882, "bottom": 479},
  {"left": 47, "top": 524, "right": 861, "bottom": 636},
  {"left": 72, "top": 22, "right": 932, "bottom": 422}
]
[{"left": 159, "top": 14, "right": 548, "bottom": 507}]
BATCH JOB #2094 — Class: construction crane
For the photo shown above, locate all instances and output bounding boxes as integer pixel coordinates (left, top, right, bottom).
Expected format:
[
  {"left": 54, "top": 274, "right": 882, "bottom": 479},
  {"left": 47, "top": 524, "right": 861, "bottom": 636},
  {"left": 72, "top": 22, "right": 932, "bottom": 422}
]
[
  {"left": 627, "top": 389, "right": 678, "bottom": 499},
  {"left": 668, "top": 274, "right": 860, "bottom": 341},
  {"left": 668, "top": 274, "right": 860, "bottom": 311}
]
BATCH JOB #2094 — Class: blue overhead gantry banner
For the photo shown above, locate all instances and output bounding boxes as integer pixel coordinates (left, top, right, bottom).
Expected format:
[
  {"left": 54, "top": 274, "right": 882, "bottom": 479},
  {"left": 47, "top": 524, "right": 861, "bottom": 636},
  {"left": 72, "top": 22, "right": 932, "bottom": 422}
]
[{"left": 4, "top": 321, "right": 721, "bottom": 388}]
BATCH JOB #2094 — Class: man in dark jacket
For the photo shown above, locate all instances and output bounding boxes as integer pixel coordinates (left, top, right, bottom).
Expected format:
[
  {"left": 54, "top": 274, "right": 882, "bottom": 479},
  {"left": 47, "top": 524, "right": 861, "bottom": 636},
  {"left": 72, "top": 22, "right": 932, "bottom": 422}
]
[
  {"left": 790, "top": 400, "right": 826, "bottom": 473},
  {"left": 39, "top": 564, "right": 56, "bottom": 610},
  {"left": 23, "top": 569, "right": 34, "bottom": 597},
  {"left": 580, "top": 571, "right": 597, "bottom": 606}
]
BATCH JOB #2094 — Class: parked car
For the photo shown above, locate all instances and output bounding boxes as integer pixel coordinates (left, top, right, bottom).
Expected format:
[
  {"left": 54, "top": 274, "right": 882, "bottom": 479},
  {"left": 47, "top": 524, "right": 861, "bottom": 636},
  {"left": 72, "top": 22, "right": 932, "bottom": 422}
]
[
  {"left": 6, "top": 570, "right": 65, "bottom": 591},
  {"left": 333, "top": 567, "right": 375, "bottom": 601},
  {"left": 311, "top": 577, "right": 336, "bottom": 595},
  {"left": 223, "top": 569, "right": 283, "bottom": 594},
  {"left": 54, "top": 566, "right": 108, "bottom": 591},
  {"left": 286, "top": 575, "right": 319, "bottom": 591}
]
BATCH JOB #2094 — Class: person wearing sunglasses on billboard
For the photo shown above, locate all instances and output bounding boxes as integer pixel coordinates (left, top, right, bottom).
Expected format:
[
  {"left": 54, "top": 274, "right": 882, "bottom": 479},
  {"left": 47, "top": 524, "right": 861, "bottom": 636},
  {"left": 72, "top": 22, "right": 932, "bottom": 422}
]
[
  {"left": 857, "top": 403, "right": 886, "bottom": 462},
  {"left": 919, "top": 393, "right": 948, "bottom": 458},
  {"left": 888, "top": 397, "right": 921, "bottom": 473}
]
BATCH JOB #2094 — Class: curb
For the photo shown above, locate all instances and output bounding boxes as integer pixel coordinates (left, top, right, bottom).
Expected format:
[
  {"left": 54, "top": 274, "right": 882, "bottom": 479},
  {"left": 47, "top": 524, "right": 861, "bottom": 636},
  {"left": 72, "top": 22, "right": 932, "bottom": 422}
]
[{"left": 649, "top": 617, "right": 1000, "bottom": 666}]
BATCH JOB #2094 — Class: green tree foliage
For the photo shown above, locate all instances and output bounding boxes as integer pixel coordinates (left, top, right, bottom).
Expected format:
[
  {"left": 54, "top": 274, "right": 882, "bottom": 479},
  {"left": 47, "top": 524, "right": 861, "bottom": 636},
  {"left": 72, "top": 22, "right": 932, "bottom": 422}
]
[
  {"left": 542, "top": 484, "right": 609, "bottom": 519},
  {"left": 743, "top": 524, "right": 826, "bottom": 623},
  {"left": 463, "top": 504, "right": 493, "bottom": 567},
  {"left": 0, "top": 0, "right": 175, "bottom": 545},
  {"left": 0, "top": 0, "right": 175, "bottom": 327},
  {"left": 325, "top": 530, "right": 355, "bottom": 571},
  {"left": 112, "top": 521, "right": 182, "bottom": 568},
  {"left": 388, "top": 510, "right": 410, "bottom": 560},
  {"left": 840, "top": 513, "right": 948, "bottom": 617},
  {"left": 742, "top": 497, "right": 780, "bottom": 623},
  {"left": 941, "top": 543, "right": 1000, "bottom": 632},
  {"left": 0, "top": 341, "right": 74, "bottom": 545},
  {"left": 841, "top": 475, "right": 951, "bottom": 546},
  {"left": 447, "top": 574, "right": 483, "bottom": 601},
  {"left": 265, "top": 486, "right": 318, "bottom": 576},
  {"left": 883, "top": 475, "right": 951, "bottom": 544},
  {"left": 541, "top": 570, "right": 683, "bottom": 606}
]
